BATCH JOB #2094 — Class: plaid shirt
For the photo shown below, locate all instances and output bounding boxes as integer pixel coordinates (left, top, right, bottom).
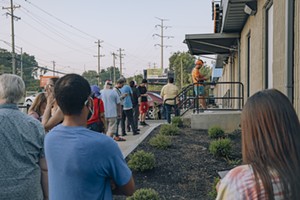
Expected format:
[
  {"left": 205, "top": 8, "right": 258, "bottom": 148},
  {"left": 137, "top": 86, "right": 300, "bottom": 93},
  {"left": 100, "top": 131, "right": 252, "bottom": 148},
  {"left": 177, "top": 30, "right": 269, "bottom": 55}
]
[{"left": 216, "top": 165, "right": 284, "bottom": 200}]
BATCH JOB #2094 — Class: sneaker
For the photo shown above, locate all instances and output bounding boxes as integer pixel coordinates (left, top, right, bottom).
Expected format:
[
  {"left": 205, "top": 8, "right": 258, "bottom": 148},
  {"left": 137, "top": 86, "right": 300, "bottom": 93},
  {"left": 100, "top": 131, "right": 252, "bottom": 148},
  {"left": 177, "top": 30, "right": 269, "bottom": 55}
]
[
  {"left": 133, "top": 131, "right": 140, "bottom": 135},
  {"left": 143, "top": 122, "right": 149, "bottom": 126},
  {"left": 114, "top": 136, "right": 126, "bottom": 142},
  {"left": 136, "top": 128, "right": 140, "bottom": 131},
  {"left": 122, "top": 133, "right": 127, "bottom": 136}
]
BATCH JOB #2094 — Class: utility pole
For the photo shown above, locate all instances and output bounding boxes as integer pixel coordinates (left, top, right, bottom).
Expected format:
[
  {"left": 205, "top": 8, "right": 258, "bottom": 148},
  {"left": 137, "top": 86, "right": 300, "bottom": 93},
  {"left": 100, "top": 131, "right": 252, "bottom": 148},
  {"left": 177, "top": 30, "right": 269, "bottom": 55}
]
[
  {"left": 3, "top": 0, "right": 21, "bottom": 74},
  {"left": 94, "top": 40, "right": 104, "bottom": 86},
  {"left": 111, "top": 52, "right": 117, "bottom": 84},
  {"left": 153, "top": 17, "right": 173, "bottom": 70},
  {"left": 181, "top": 57, "right": 183, "bottom": 89},
  {"left": 52, "top": 61, "right": 56, "bottom": 76},
  {"left": 117, "top": 48, "right": 125, "bottom": 77}
]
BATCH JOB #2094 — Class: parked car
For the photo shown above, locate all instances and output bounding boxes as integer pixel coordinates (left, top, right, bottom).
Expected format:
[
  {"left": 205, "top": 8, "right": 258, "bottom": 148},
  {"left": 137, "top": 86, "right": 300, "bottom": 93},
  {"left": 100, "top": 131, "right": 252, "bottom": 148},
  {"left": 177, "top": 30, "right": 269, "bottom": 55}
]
[
  {"left": 146, "top": 92, "right": 165, "bottom": 120},
  {"left": 24, "top": 94, "right": 36, "bottom": 107}
]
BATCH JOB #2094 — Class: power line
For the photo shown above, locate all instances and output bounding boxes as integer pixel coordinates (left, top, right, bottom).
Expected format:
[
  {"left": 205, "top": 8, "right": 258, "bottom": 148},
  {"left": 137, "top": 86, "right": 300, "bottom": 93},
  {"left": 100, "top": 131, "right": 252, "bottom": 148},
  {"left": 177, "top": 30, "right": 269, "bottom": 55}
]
[
  {"left": 23, "top": 0, "right": 99, "bottom": 41},
  {"left": 153, "top": 17, "right": 173, "bottom": 70}
]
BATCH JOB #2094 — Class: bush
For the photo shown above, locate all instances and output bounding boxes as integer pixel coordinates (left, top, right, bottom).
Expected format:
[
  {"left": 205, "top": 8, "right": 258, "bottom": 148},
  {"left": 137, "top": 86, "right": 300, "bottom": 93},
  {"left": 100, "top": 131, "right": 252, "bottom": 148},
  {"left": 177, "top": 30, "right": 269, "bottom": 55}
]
[
  {"left": 126, "top": 188, "right": 159, "bottom": 200},
  {"left": 208, "top": 126, "right": 225, "bottom": 139},
  {"left": 208, "top": 177, "right": 220, "bottom": 199},
  {"left": 159, "top": 124, "right": 180, "bottom": 136},
  {"left": 149, "top": 134, "right": 171, "bottom": 149},
  {"left": 128, "top": 150, "right": 155, "bottom": 172},
  {"left": 209, "top": 138, "right": 232, "bottom": 158},
  {"left": 171, "top": 116, "right": 183, "bottom": 127}
]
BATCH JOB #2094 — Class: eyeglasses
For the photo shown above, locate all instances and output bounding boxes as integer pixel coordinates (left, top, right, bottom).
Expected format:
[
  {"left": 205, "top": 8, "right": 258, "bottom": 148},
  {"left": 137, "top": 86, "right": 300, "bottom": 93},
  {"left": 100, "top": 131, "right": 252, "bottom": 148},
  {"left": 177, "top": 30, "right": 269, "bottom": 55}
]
[{"left": 84, "top": 97, "right": 94, "bottom": 115}]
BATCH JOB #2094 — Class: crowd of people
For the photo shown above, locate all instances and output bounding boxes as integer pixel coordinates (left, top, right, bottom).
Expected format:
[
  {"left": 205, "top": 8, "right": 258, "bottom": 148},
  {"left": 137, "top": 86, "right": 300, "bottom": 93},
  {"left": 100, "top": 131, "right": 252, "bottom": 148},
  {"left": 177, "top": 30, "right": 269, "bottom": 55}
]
[{"left": 1, "top": 71, "right": 300, "bottom": 199}]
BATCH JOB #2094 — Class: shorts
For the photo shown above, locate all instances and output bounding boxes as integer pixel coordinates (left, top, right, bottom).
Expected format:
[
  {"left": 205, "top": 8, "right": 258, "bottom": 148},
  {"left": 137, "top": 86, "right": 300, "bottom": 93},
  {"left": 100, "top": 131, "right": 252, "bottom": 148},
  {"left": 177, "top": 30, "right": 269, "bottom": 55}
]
[
  {"left": 106, "top": 117, "right": 117, "bottom": 136},
  {"left": 194, "top": 85, "right": 205, "bottom": 96},
  {"left": 139, "top": 102, "right": 149, "bottom": 114}
]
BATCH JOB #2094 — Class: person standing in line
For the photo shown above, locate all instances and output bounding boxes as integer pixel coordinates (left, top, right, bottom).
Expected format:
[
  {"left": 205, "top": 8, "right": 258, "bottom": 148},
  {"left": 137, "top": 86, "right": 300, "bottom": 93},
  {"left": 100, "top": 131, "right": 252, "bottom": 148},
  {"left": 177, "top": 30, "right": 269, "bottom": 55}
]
[
  {"left": 101, "top": 80, "right": 125, "bottom": 141},
  {"left": 42, "top": 77, "right": 64, "bottom": 132},
  {"left": 127, "top": 80, "right": 140, "bottom": 132},
  {"left": 138, "top": 79, "right": 149, "bottom": 126},
  {"left": 216, "top": 89, "right": 300, "bottom": 200},
  {"left": 160, "top": 77, "right": 179, "bottom": 123},
  {"left": 0, "top": 74, "right": 47, "bottom": 200},
  {"left": 45, "top": 74, "right": 135, "bottom": 199},
  {"left": 28, "top": 92, "right": 47, "bottom": 122},
  {"left": 87, "top": 85, "right": 106, "bottom": 133},
  {"left": 120, "top": 78, "right": 140, "bottom": 136},
  {"left": 191, "top": 59, "right": 207, "bottom": 109}
]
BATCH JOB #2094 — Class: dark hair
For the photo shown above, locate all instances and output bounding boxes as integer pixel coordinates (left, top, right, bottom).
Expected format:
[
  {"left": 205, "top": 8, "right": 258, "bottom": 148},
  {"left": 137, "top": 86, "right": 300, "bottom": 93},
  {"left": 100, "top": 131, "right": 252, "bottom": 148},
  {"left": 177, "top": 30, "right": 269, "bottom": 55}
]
[
  {"left": 129, "top": 80, "right": 135, "bottom": 87},
  {"left": 142, "top": 79, "right": 147, "bottom": 84},
  {"left": 50, "top": 77, "right": 59, "bottom": 85},
  {"left": 54, "top": 74, "right": 91, "bottom": 115},
  {"left": 117, "top": 78, "right": 125, "bottom": 84},
  {"left": 241, "top": 89, "right": 300, "bottom": 199},
  {"left": 168, "top": 77, "right": 174, "bottom": 83}
]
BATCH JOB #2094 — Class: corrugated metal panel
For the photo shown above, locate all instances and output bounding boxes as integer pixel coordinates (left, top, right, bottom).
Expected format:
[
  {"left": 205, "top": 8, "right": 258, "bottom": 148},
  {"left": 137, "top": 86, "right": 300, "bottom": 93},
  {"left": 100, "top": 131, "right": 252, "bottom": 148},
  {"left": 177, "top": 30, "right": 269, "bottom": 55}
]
[
  {"left": 221, "top": 0, "right": 257, "bottom": 33},
  {"left": 184, "top": 33, "right": 240, "bottom": 55}
]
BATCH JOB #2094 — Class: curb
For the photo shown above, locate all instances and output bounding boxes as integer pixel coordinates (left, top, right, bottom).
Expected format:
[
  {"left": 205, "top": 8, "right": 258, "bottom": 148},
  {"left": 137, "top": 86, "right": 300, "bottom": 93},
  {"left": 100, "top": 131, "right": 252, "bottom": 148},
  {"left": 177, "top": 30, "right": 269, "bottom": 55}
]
[{"left": 123, "top": 123, "right": 161, "bottom": 158}]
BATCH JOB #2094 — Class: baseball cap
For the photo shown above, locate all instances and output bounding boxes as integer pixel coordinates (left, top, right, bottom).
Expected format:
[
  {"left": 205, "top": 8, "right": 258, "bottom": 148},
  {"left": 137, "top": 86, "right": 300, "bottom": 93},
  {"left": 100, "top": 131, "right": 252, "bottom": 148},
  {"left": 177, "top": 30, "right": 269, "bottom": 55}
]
[
  {"left": 105, "top": 80, "right": 113, "bottom": 86},
  {"left": 91, "top": 85, "right": 101, "bottom": 98},
  {"left": 195, "top": 59, "right": 203, "bottom": 65}
]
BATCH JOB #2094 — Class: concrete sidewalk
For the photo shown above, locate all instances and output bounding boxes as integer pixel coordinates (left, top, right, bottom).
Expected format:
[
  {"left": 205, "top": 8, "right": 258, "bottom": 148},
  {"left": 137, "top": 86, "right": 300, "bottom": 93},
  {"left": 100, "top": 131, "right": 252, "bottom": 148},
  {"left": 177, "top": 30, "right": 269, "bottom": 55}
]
[{"left": 117, "top": 120, "right": 164, "bottom": 158}]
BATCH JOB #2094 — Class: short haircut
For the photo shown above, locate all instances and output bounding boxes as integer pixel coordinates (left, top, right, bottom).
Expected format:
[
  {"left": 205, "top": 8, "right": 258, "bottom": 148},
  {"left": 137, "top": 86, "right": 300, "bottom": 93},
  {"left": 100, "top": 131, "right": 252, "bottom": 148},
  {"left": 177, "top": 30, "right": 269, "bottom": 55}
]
[
  {"left": 54, "top": 74, "right": 91, "bottom": 115},
  {"left": 141, "top": 79, "right": 147, "bottom": 84},
  {"left": 0, "top": 74, "right": 25, "bottom": 104},
  {"left": 129, "top": 80, "right": 135, "bottom": 87},
  {"left": 116, "top": 78, "right": 125, "bottom": 84},
  {"left": 168, "top": 77, "right": 174, "bottom": 83}
]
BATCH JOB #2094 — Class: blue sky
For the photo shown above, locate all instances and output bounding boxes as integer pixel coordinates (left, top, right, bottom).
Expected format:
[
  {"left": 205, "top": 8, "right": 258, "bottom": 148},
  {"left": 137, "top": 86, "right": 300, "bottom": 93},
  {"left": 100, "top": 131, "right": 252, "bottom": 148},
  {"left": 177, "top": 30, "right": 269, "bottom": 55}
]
[{"left": 0, "top": 0, "right": 213, "bottom": 77}]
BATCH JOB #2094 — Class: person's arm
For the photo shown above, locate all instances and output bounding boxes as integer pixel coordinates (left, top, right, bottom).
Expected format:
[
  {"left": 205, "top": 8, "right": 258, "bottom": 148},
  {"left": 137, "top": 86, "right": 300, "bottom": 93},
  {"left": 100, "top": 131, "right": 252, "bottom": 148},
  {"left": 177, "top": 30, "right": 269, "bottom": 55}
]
[
  {"left": 111, "top": 176, "right": 135, "bottom": 196},
  {"left": 117, "top": 103, "right": 122, "bottom": 119},
  {"left": 39, "top": 157, "right": 48, "bottom": 200},
  {"left": 42, "top": 107, "right": 64, "bottom": 132}
]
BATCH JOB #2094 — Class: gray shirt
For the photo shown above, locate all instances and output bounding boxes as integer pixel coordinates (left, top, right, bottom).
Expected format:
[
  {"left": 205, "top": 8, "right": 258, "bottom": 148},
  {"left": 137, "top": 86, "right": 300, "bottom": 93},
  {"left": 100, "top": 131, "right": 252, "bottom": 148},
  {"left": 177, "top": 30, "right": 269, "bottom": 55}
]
[{"left": 0, "top": 104, "right": 45, "bottom": 200}]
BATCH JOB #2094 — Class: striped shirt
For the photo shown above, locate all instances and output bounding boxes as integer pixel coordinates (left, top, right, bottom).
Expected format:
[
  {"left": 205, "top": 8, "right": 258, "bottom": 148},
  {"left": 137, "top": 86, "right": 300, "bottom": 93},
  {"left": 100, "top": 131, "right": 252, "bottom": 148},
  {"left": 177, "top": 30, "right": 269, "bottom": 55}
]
[{"left": 216, "top": 165, "right": 284, "bottom": 200}]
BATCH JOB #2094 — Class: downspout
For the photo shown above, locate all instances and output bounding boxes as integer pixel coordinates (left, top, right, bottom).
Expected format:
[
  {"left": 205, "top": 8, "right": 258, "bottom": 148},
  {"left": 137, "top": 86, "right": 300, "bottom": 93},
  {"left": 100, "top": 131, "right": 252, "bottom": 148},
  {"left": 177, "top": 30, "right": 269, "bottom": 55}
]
[
  {"left": 285, "top": 0, "right": 294, "bottom": 103},
  {"left": 237, "top": 39, "right": 241, "bottom": 109}
]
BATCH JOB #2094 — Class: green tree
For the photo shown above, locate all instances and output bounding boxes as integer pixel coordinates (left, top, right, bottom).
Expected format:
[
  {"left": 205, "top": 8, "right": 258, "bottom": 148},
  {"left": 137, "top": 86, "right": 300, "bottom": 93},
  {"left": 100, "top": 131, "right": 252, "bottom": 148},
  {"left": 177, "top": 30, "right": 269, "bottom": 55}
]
[
  {"left": 0, "top": 48, "right": 42, "bottom": 91},
  {"left": 82, "top": 70, "right": 98, "bottom": 85},
  {"left": 99, "top": 66, "right": 120, "bottom": 86},
  {"left": 169, "top": 52, "right": 212, "bottom": 89},
  {"left": 169, "top": 52, "right": 195, "bottom": 89}
]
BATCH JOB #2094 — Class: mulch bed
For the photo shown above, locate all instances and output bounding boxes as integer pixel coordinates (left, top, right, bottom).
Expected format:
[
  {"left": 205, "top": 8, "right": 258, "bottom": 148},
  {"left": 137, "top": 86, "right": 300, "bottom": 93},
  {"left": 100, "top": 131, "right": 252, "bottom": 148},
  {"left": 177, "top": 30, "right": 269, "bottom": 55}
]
[{"left": 114, "top": 126, "right": 242, "bottom": 200}]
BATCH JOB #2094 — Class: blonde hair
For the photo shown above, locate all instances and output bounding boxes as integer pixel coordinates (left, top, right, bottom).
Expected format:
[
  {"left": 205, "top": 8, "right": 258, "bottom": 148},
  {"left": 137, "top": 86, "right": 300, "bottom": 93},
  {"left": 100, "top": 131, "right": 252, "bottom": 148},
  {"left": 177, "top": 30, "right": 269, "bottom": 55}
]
[{"left": 28, "top": 93, "right": 47, "bottom": 117}]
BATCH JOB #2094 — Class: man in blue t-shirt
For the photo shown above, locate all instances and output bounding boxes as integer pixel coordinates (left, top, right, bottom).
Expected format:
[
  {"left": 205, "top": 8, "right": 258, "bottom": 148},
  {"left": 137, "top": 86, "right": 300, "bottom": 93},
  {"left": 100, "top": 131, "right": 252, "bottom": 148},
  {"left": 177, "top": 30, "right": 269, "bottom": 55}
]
[
  {"left": 118, "top": 78, "right": 140, "bottom": 136},
  {"left": 45, "top": 74, "right": 135, "bottom": 200}
]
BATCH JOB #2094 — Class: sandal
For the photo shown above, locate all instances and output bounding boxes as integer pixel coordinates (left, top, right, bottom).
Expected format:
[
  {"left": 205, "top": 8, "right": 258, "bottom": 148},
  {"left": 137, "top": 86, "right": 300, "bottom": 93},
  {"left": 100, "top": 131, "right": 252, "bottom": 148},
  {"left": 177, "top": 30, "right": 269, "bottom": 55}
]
[{"left": 114, "top": 136, "right": 126, "bottom": 142}]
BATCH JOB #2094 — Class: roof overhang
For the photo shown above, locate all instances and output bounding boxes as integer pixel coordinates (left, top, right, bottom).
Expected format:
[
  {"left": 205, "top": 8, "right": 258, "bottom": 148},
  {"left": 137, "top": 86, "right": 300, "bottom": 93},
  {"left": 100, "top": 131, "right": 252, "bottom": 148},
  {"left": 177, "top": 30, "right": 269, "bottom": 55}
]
[
  {"left": 184, "top": 33, "right": 240, "bottom": 55},
  {"left": 221, "top": 0, "right": 257, "bottom": 33}
]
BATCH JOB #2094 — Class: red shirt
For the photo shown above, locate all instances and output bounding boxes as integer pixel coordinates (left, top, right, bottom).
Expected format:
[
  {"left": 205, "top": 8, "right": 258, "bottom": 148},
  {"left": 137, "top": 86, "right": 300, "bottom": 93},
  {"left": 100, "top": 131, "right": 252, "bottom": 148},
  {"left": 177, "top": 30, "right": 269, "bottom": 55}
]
[{"left": 87, "top": 98, "right": 104, "bottom": 125}]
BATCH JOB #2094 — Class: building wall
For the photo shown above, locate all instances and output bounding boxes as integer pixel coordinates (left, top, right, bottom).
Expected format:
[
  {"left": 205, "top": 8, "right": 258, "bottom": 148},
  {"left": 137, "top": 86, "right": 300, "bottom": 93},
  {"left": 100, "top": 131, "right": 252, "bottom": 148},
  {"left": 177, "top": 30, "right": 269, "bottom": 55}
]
[{"left": 217, "top": 0, "right": 300, "bottom": 117}]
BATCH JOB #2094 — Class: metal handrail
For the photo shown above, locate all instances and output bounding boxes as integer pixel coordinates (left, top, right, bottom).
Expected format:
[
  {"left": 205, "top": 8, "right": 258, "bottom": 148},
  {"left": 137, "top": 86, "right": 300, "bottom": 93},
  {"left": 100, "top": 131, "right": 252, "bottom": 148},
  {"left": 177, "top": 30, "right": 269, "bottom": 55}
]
[{"left": 163, "top": 81, "right": 244, "bottom": 116}]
